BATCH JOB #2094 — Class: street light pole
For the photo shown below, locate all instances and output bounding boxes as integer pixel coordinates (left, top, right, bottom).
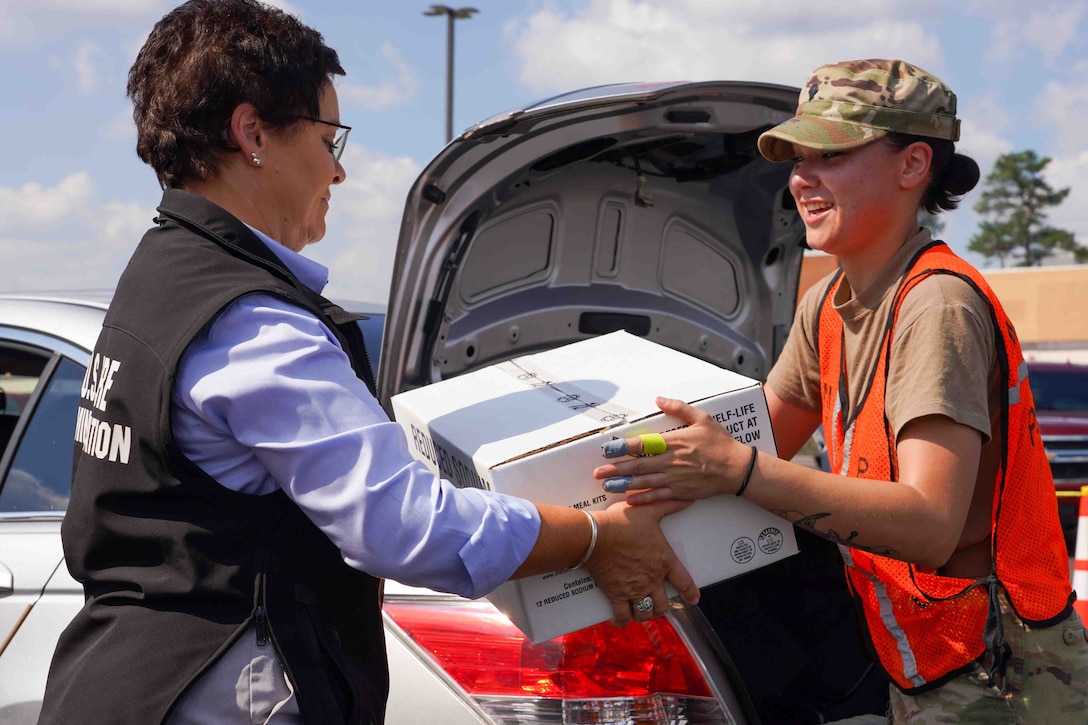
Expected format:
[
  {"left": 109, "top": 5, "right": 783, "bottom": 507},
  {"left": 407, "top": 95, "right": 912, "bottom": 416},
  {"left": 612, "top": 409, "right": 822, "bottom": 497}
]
[{"left": 424, "top": 5, "right": 477, "bottom": 143}]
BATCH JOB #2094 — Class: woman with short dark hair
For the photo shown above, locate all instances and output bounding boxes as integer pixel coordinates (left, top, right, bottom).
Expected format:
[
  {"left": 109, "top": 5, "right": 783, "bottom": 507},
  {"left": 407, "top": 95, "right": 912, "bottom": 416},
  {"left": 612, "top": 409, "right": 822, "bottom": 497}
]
[
  {"left": 39, "top": 2, "right": 698, "bottom": 723},
  {"left": 128, "top": 0, "right": 345, "bottom": 191}
]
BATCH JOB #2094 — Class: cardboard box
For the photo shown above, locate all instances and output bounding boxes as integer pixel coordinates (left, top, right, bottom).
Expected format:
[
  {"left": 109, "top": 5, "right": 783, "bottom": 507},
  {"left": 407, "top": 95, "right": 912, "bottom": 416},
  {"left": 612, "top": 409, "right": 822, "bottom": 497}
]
[{"left": 391, "top": 330, "right": 797, "bottom": 642}]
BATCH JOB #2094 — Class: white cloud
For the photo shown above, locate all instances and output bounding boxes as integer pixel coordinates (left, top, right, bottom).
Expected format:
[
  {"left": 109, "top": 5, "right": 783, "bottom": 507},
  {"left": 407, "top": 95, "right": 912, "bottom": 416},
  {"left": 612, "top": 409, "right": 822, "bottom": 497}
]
[
  {"left": 959, "top": 90, "right": 1012, "bottom": 136},
  {"left": 124, "top": 29, "right": 152, "bottom": 67},
  {"left": 92, "top": 200, "right": 157, "bottom": 252},
  {"left": 978, "top": 1, "right": 1087, "bottom": 65},
  {"left": 73, "top": 39, "right": 107, "bottom": 95},
  {"left": 955, "top": 92, "right": 1014, "bottom": 179},
  {"left": 339, "top": 42, "right": 420, "bottom": 112},
  {"left": 0, "top": 149, "right": 419, "bottom": 300},
  {"left": 1040, "top": 151, "right": 1088, "bottom": 247},
  {"left": 663, "top": 0, "right": 939, "bottom": 23},
  {"left": 308, "top": 146, "right": 422, "bottom": 304},
  {"left": 914, "top": 105, "right": 1012, "bottom": 267},
  {"left": 1, "top": 232, "right": 124, "bottom": 293},
  {"left": 27, "top": 0, "right": 158, "bottom": 11},
  {"left": 965, "top": 0, "right": 1086, "bottom": 17},
  {"left": 967, "top": 72, "right": 1088, "bottom": 254},
  {"left": 0, "top": 173, "right": 96, "bottom": 232},
  {"left": 259, "top": 0, "right": 303, "bottom": 16},
  {"left": 1035, "top": 76, "right": 1088, "bottom": 153},
  {"left": 0, "top": 14, "right": 36, "bottom": 48},
  {"left": 0, "top": 234, "right": 89, "bottom": 292},
  {"left": 0, "top": 173, "right": 154, "bottom": 292},
  {"left": 104, "top": 107, "right": 136, "bottom": 141},
  {"left": 957, "top": 118, "right": 1014, "bottom": 192},
  {"left": 1029, "top": 72, "right": 1088, "bottom": 251},
  {"left": 506, "top": 0, "right": 944, "bottom": 93},
  {"left": 0, "top": 0, "right": 160, "bottom": 46}
]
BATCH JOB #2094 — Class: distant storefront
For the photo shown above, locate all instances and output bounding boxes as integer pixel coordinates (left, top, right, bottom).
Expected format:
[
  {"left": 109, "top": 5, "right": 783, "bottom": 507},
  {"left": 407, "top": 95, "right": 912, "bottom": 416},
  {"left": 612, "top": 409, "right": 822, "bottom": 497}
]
[{"left": 798, "top": 252, "right": 1088, "bottom": 364}]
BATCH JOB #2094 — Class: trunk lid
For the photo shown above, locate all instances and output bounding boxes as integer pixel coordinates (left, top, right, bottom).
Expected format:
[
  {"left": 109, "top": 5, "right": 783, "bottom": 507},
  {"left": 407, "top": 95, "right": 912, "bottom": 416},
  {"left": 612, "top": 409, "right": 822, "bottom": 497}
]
[{"left": 377, "top": 80, "right": 805, "bottom": 410}]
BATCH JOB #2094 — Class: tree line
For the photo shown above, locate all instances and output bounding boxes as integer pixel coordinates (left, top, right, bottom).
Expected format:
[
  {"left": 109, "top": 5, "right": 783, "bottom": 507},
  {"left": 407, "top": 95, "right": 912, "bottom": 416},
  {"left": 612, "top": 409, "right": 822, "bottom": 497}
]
[{"left": 966, "top": 150, "right": 1087, "bottom": 267}]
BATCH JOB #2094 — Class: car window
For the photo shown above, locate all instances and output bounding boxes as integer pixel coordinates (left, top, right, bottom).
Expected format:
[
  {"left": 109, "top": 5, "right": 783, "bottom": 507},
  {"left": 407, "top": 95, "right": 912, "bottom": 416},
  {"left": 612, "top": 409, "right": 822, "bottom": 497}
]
[
  {"left": 0, "top": 350, "right": 83, "bottom": 513},
  {"left": 0, "top": 346, "right": 49, "bottom": 455},
  {"left": 1029, "top": 367, "right": 1088, "bottom": 412}
]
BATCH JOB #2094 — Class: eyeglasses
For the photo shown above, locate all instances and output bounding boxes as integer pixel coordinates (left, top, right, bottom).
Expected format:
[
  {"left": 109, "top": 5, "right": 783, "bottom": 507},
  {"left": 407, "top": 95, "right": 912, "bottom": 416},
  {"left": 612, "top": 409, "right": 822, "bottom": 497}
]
[{"left": 302, "top": 116, "right": 351, "bottom": 162}]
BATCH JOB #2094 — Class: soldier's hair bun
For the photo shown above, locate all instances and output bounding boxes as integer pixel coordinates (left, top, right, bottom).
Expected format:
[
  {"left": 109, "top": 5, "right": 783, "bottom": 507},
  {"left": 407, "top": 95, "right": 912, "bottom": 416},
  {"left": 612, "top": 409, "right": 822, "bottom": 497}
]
[{"left": 943, "top": 154, "right": 980, "bottom": 197}]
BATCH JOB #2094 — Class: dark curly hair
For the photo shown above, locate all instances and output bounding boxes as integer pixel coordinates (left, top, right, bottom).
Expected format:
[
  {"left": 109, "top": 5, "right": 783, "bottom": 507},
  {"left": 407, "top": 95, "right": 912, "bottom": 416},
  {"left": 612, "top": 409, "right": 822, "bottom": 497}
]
[
  {"left": 127, "top": 0, "right": 345, "bottom": 189},
  {"left": 884, "top": 133, "right": 980, "bottom": 215}
]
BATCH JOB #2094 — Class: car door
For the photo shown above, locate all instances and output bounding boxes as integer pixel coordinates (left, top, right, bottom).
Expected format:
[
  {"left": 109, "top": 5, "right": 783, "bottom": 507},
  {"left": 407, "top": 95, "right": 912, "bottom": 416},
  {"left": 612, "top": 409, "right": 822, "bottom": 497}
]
[{"left": 0, "top": 327, "right": 87, "bottom": 721}]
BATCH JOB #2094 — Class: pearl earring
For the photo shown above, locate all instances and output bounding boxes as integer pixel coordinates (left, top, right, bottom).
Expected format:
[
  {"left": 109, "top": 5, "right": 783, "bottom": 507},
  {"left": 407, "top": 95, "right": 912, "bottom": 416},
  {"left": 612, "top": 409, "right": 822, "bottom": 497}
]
[{"left": 251, "top": 152, "right": 261, "bottom": 166}]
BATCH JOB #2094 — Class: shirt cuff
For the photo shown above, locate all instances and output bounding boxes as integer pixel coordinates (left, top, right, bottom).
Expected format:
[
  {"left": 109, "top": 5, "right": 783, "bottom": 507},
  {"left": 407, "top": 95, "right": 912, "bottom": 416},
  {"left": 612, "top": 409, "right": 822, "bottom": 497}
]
[{"left": 455, "top": 489, "right": 541, "bottom": 598}]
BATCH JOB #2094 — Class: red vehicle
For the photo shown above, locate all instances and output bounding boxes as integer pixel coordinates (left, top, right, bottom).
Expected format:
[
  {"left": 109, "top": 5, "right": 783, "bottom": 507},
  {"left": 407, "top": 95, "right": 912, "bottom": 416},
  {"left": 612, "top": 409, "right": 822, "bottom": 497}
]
[{"left": 1026, "top": 360, "right": 1088, "bottom": 553}]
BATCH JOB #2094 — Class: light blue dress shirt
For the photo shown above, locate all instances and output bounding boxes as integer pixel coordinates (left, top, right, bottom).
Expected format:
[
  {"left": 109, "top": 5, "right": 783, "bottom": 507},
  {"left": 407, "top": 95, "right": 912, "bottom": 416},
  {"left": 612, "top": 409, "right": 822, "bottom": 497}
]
[{"left": 170, "top": 226, "right": 541, "bottom": 599}]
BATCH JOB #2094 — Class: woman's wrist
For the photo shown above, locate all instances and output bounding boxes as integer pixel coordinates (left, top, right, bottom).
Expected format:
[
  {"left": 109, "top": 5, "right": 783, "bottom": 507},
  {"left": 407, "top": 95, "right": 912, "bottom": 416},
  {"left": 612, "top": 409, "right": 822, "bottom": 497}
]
[
  {"left": 735, "top": 445, "right": 758, "bottom": 497},
  {"left": 570, "top": 509, "right": 598, "bottom": 569}
]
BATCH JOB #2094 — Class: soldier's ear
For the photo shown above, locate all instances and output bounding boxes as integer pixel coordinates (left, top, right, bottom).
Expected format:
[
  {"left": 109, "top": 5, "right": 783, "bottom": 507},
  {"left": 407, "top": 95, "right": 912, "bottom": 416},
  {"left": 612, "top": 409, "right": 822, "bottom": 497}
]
[{"left": 900, "top": 141, "right": 932, "bottom": 192}]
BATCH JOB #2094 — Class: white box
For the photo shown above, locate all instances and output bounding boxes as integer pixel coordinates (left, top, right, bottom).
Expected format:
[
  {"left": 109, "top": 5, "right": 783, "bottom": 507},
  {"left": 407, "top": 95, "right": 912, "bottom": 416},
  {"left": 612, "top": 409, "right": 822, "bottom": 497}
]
[{"left": 392, "top": 331, "right": 797, "bottom": 642}]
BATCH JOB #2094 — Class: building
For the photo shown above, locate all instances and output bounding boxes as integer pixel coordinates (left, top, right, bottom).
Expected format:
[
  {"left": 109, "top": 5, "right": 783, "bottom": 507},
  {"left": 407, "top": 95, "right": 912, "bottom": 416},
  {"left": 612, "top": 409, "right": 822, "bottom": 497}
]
[{"left": 798, "top": 252, "right": 1088, "bottom": 363}]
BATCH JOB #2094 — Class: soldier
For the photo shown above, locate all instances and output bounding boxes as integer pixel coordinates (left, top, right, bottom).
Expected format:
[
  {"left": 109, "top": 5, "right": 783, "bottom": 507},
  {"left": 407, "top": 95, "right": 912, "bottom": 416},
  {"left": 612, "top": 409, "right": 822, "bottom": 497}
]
[{"left": 594, "top": 59, "right": 1088, "bottom": 723}]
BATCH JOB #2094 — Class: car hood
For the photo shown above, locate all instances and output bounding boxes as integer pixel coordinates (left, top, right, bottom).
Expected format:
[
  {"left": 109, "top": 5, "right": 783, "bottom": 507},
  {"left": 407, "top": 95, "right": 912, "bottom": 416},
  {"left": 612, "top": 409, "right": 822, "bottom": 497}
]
[{"left": 377, "top": 80, "right": 805, "bottom": 411}]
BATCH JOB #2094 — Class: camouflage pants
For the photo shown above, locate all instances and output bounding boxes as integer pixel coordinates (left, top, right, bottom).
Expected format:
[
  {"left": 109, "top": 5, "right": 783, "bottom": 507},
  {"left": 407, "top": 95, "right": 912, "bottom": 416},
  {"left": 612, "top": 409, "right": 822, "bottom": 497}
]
[{"left": 886, "top": 594, "right": 1088, "bottom": 724}]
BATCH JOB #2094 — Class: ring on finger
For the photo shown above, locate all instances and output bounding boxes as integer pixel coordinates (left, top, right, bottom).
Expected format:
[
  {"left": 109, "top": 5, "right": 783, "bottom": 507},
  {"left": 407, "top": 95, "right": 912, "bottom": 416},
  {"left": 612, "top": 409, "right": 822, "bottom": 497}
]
[{"left": 632, "top": 595, "right": 654, "bottom": 613}]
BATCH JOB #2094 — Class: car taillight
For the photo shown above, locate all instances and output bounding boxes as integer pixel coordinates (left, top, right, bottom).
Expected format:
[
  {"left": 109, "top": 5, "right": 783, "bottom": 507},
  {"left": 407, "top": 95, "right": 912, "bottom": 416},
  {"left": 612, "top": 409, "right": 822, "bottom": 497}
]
[{"left": 384, "top": 598, "right": 730, "bottom": 724}]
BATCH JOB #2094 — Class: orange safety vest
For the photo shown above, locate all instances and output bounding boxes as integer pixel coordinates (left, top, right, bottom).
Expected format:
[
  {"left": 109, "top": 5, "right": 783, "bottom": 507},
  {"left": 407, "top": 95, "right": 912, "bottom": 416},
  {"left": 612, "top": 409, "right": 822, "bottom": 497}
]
[{"left": 816, "top": 241, "right": 1073, "bottom": 693}]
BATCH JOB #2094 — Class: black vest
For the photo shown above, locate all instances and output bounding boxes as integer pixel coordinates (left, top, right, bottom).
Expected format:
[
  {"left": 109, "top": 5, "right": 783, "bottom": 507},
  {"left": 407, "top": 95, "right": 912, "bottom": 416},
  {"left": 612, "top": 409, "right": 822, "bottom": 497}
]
[{"left": 39, "top": 189, "right": 387, "bottom": 724}]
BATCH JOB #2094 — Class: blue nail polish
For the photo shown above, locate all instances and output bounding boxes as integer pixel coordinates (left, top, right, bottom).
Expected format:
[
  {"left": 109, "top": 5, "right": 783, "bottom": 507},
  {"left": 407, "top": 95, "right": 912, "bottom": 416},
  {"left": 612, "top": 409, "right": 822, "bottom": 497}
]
[
  {"left": 603, "top": 476, "right": 632, "bottom": 493},
  {"left": 602, "top": 439, "right": 629, "bottom": 458}
]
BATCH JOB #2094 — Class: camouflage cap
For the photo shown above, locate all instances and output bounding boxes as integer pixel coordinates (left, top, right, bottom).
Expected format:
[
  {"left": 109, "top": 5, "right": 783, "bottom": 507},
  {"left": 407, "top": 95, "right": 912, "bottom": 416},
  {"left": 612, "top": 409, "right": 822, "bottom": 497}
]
[{"left": 758, "top": 59, "right": 960, "bottom": 163}]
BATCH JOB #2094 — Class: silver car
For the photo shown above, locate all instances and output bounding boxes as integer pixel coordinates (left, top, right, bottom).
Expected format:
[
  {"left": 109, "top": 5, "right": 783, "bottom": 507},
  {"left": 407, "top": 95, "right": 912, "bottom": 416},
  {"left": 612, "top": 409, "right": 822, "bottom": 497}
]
[{"left": 0, "top": 81, "right": 890, "bottom": 724}]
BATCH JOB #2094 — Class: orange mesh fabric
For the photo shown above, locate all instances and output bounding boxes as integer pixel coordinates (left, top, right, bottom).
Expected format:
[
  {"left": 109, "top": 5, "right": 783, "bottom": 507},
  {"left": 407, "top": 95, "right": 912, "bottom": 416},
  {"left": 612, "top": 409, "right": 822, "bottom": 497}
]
[{"left": 816, "top": 242, "right": 1073, "bottom": 692}]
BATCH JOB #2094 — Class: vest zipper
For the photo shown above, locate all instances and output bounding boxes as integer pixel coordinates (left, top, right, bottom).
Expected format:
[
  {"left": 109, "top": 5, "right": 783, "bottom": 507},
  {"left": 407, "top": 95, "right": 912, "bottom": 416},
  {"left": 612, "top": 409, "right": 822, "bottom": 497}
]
[
  {"left": 254, "top": 604, "right": 269, "bottom": 647},
  {"left": 255, "top": 570, "right": 292, "bottom": 684}
]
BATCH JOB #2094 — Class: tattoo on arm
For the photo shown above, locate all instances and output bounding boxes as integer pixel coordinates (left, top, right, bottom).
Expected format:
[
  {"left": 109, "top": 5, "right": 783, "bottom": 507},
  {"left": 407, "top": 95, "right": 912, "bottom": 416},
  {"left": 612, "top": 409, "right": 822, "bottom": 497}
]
[{"left": 773, "top": 510, "right": 902, "bottom": 558}]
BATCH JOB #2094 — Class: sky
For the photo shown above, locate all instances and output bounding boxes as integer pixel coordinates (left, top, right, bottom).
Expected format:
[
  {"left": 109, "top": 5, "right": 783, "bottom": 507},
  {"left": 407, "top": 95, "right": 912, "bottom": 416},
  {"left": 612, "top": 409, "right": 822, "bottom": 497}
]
[{"left": 3, "top": 0, "right": 1087, "bottom": 304}]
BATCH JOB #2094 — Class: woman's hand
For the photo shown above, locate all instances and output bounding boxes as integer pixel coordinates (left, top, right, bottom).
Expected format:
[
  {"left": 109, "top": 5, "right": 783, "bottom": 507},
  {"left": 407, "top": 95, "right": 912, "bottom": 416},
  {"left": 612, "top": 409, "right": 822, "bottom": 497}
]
[
  {"left": 592, "top": 397, "right": 751, "bottom": 503},
  {"left": 584, "top": 499, "right": 700, "bottom": 626}
]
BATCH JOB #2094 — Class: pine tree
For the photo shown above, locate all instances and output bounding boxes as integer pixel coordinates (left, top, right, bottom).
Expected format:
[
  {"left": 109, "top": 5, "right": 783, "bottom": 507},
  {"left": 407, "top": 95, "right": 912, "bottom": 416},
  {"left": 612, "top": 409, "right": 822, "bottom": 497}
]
[{"left": 968, "top": 150, "right": 1085, "bottom": 267}]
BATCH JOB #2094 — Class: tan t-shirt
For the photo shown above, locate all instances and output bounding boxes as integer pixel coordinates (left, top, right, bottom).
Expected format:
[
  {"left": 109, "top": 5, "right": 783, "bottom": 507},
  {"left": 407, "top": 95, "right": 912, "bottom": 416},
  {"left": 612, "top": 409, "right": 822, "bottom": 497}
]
[{"left": 768, "top": 228, "right": 1000, "bottom": 455}]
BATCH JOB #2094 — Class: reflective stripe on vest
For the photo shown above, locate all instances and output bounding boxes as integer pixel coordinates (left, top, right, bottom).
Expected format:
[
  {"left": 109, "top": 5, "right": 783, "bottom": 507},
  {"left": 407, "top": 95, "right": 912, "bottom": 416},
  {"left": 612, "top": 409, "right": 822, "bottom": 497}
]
[
  {"left": 1008, "top": 360, "right": 1028, "bottom": 405},
  {"left": 840, "top": 545, "right": 926, "bottom": 687},
  {"left": 816, "top": 242, "right": 1073, "bottom": 693}
]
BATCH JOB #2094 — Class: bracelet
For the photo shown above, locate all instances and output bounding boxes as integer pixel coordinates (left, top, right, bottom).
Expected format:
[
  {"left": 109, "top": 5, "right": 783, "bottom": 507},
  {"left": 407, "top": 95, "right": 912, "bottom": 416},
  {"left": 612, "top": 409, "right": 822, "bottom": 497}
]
[
  {"left": 735, "top": 445, "right": 758, "bottom": 497},
  {"left": 571, "top": 509, "right": 598, "bottom": 569}
]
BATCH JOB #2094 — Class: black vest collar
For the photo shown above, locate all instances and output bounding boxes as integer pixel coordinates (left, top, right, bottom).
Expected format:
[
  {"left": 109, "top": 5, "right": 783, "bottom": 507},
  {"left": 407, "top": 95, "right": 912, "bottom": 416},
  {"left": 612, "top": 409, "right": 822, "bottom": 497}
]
[
  {"left": 156, "top": 188, "right": 302, "bottom": 290},
  {"left": 154, "top": 188, "right": 376, "bottom": 393}
]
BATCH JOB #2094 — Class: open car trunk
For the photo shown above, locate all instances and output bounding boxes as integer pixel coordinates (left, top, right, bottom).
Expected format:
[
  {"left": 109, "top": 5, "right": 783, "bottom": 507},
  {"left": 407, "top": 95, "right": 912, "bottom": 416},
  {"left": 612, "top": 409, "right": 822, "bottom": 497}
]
[{"left": 378, "top": 80, "right": 891, "bottom": 723}]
